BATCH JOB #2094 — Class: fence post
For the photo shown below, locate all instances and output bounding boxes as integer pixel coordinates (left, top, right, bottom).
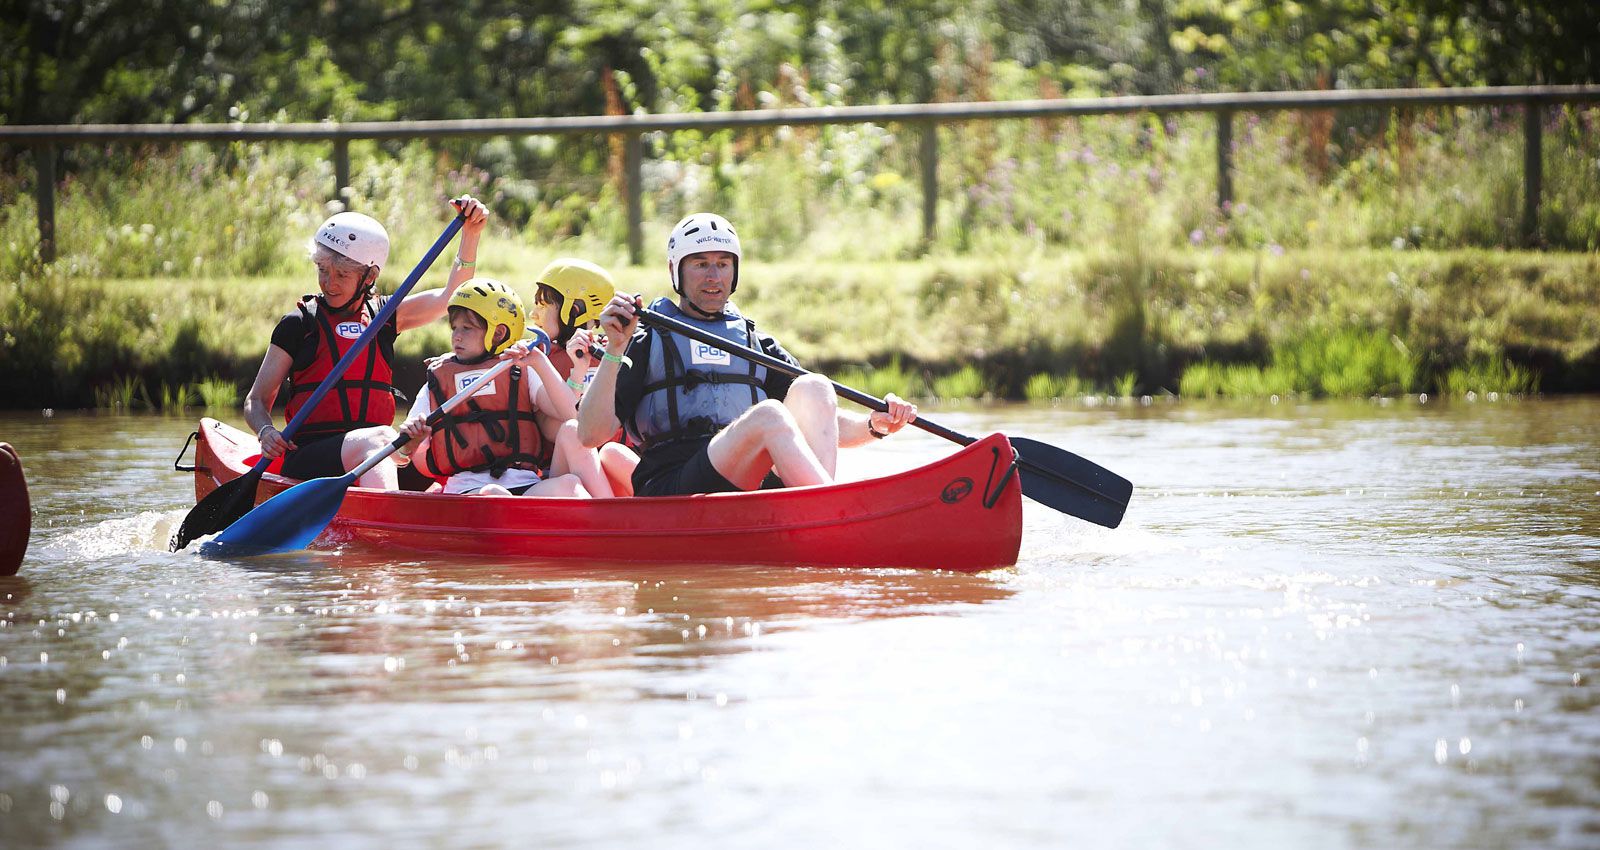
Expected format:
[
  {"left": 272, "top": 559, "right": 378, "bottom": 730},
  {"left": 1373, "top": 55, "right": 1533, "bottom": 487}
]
[
  {"left": 1216, "top": 109, "right": 1234, "bottom": 215},
  {"left": 34, "top": 144, "right": 56, "bottom": 264},
  {"left": 920, "top": 122, "right": 939, "bottom": 246},
  {"left": 333, "top": 138, "right": 351, "bottom": 209},
  {"left": 1522, "top": 100, "right": 1542, "bottom": 247},
  {"left": 625, "top": 132, "right": 643, "bottom": 266}
]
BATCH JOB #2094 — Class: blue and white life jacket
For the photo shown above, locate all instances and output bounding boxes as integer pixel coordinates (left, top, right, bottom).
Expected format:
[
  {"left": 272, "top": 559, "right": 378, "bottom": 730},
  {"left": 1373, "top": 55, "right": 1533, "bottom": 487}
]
[{"left": 626, "top": 298, "right": 768, "bottom": 450}]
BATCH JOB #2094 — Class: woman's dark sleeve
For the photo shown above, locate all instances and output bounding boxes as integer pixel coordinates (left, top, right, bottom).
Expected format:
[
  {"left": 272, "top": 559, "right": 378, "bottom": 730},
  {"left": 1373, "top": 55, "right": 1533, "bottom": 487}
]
[{"left": 268, "top": 311, "right": 307, "bottom": 362}]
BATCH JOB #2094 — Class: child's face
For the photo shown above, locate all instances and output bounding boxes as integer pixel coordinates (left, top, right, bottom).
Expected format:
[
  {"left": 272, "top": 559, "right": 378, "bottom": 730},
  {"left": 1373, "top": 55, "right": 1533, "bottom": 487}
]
[
  {"left": 532, "top": 288, "right": 561, "bottom": 336},
  {"left": 450, "top": 312, "right": 489, "bottom": 359}
]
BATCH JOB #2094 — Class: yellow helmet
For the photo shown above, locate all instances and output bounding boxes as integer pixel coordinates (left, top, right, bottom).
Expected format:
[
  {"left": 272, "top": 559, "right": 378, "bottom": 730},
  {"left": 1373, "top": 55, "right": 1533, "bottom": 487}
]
[
  {"left": 447, "top": 278, "right": 525, "bottom": 356},
  {"left": 536, "top": 257, "right": 615, "bottom": 328}
]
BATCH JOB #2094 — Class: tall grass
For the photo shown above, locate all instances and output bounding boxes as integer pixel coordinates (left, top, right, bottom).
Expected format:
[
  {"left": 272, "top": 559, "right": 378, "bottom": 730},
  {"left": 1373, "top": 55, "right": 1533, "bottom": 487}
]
[
  {"left": 931, "top": 365, "right": 987, "bottom": 400},
  {"left": 1275, "top": 329, "right": 1420, "bottom": 396},
  {"left": 1438, "top": 356, "right": 1541, "bottom": 397},
  {"left": 832, "top": 356, "right": 925, "bottom": 400},
  {"left": 157, "top": 383, "right": 198, "bottom": 412},
  {"left": 1179, "top": 363, "right": 1296, "bottom": 399},
  {"left": 1023, "top": 371, "right": 1093, "bottom": 401},
  {"left": 1180, "top": 328, "right": 1419, "bottom": 399},
  {"left": 196, "top": 377, "right": 241, "bottom": 409},
  {"left": 92, "top": 376, "right": 145, "bottom": 410}
]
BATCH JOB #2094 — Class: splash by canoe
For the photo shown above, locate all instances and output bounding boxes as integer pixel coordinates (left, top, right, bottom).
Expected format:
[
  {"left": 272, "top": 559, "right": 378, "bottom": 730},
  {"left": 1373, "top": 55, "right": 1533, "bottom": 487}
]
[{"left": 187, "top": 418, "right": 1023, "bottom": 571}]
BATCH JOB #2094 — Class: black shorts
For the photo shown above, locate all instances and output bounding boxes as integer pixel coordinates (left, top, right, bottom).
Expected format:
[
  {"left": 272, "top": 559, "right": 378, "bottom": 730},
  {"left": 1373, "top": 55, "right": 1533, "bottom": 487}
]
[
  {"left": 635, "top": 441, "right": 782, "bottom": 497},
  {"left": 279, "top": 434, "right": 349, "bottom": 481}
]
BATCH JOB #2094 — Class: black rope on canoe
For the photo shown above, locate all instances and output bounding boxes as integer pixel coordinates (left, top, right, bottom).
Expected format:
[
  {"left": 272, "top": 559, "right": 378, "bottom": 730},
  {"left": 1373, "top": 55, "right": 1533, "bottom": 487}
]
[
  {"left": 173, "top": 430, "right": 199, "bottom": 473},
  {"left": 982, "top": 445, "right": 1021, "bottom": 510}
]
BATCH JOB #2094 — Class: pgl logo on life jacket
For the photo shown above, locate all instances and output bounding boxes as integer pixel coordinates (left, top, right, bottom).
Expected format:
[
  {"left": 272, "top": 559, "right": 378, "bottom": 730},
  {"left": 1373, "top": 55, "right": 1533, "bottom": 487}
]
[
  {"left": 455, "top": 370, "right": 496, "bottom": 397},
  {"left": 691, "top": 342, "right": 731, "bottom": 366},
  {"left": 335, "top": 321, "right": 367, "bottom": 340}
]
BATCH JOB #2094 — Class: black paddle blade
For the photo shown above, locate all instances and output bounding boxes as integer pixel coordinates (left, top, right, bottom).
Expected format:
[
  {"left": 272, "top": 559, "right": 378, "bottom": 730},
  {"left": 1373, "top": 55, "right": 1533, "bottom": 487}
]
[
  {"left": 1008, "top": 436, "right": 1133, "bottom": 529},
  {"left": 169, "top": 469, "right": 262, "bottom": 551}
]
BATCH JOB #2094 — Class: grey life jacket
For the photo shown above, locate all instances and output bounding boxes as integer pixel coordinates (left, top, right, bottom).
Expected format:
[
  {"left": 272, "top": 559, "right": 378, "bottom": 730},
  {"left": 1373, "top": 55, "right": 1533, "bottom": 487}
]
[{"left": 626, "top": 297, "right": 768, "bottom": 450}]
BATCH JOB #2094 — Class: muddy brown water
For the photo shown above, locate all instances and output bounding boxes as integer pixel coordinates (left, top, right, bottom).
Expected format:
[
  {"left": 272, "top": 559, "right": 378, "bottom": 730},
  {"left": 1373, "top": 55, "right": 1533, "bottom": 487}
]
[{"left": 1, "top": 397, "right": 1596, "bottom": 848}]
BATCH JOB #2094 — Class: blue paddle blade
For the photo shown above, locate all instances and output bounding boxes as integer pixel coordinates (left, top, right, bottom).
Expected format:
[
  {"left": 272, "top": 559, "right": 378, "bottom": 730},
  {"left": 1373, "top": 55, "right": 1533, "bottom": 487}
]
[{"left": 199, "top": 472, "right": 358, "bottom": 557}]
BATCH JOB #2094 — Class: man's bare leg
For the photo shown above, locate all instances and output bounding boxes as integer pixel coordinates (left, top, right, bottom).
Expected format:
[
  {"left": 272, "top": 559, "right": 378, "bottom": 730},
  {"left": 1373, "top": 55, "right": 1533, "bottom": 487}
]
[{"left": 706, "top": 399, "right": 829, "bottom": 490}]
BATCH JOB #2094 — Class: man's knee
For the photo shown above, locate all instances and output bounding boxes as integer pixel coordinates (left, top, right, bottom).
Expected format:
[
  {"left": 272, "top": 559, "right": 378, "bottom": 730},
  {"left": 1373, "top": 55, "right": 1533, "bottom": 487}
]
[
  {"left": 787, "top": 374, "right": 836, "bottom": 408},
  {"left": 743, "top": 398, "right": 798, "bottom": 433}
]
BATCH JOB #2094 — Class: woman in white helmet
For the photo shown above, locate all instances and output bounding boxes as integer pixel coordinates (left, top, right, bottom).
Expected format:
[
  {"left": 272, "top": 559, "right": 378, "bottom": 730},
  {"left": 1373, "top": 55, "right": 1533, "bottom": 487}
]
[
  {"left": 576, "top": 213, "right": 918, "bottom": 497},
  {"left": 242, "top": 195, "right": 489, "bottom": 489}
]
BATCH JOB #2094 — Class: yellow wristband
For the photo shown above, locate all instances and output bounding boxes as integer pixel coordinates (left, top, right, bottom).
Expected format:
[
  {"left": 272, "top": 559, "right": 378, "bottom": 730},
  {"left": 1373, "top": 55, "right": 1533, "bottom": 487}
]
[{"left": 601, "top": 352, "right": 631, "bottom": 367}]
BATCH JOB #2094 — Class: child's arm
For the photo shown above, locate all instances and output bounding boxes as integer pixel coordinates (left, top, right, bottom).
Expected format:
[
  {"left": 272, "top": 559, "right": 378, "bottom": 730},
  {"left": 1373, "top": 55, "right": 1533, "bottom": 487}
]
[
  {"left": 394, "top": 384, "right": 434, "bottom": 466},
  {"left": 505, "top": 342, "right": 578, "bottom": 421},
  {"left": 396, "top": 196, "right": 489, "bottom": 332},
  {"left": 563, "top": 328, "right": 600, "bottom": 401}
]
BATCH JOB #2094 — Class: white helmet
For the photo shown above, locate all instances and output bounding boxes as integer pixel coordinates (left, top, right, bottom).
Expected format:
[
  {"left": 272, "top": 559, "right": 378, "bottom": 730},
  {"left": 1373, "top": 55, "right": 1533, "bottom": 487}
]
[
  {"left": 314, "top": 211, "right": 389, "bottom": 270},
  {"left": 667, "top": 213, "right": 741, "bottom": 294}
]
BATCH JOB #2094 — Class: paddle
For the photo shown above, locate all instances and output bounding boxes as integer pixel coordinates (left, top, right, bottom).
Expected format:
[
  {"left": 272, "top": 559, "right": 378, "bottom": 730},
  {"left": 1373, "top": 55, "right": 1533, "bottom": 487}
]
[
  {"left": 201, "top": 358, "right": 515, "bottom": 557},
  {"left": 636, "top": 307, "right": 1133, "bottom": 528},
  {"left": 170, "top": 213, "right": 467, "bottom": 551}
]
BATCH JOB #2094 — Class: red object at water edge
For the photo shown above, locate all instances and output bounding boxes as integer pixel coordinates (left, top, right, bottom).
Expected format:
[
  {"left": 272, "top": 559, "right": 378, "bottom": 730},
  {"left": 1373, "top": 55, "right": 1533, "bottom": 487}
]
[
  {"left": 0, "top": 442, "right": 29, "bottom": 576},
  {"left": 189, "top": 418, "right": 1023, "bottom": 571}
]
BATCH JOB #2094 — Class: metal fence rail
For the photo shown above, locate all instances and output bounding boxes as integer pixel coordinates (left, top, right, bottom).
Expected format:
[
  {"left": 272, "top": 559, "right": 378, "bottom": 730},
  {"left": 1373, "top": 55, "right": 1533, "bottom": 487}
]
[{"left": 6, "top": 84, "right": 1599, "bottom": 263}]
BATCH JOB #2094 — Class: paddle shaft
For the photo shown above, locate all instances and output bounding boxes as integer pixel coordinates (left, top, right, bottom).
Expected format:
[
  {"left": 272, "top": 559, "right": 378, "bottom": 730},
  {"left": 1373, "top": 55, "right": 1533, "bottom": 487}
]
[
  {"left": 348, "top": 358, "right": 514, "bottom": 479},
  {"left": 635, "top": 306, "right": 1129, "bottom": 508},
  {"left": 251, "top": 213, "right": 466, "bottom": 474}
]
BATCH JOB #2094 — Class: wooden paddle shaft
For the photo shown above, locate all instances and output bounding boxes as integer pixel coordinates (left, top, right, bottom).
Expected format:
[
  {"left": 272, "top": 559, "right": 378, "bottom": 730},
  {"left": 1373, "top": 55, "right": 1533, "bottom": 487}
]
[
  {"left": 636, "top": 308, "right": 977, "bottom": 447},
  {"left": 349, "top": 357, "right": 514, "bottom": 479}
]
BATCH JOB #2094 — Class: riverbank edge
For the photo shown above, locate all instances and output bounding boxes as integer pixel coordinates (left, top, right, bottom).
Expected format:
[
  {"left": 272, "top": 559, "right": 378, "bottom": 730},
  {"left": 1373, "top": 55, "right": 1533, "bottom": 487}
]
[{"left": 3, "top": 247, "right": 1597, "bottom": 408}]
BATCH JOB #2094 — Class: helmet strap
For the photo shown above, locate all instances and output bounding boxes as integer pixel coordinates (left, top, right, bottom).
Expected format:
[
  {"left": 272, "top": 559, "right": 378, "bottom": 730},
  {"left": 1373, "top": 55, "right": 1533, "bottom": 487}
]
[{"left": 678, "top": 297, "right": 724, "bottom": 321}]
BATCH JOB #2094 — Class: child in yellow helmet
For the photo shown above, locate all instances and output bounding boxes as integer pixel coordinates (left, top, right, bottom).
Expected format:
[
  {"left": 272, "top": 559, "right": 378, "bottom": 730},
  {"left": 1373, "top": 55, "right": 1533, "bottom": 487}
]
[
  {"left": 528, "top": 258, "right": 640, "bottom": 496},
  {"left": 395, "top": 279, "right": 608, "bottom": 497}
]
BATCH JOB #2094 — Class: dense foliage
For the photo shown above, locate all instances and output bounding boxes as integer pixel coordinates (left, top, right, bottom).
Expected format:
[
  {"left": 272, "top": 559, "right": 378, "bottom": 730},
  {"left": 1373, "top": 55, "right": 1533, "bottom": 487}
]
[{"left": 5, "top": 1, "right": 1596, "bottom": 128}]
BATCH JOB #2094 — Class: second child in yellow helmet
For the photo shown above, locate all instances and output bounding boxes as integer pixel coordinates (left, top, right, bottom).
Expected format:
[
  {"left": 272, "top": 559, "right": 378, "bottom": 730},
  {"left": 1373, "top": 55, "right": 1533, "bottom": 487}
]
[
  {"left": 528, "top": 258, "right": 640, "bottom": 496},
  {"left": 394, "top": 279, "right": 602, "bottom": 497}
]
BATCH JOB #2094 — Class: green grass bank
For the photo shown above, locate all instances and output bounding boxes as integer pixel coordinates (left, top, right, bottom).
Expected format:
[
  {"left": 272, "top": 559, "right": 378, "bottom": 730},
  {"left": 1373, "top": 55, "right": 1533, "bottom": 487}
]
[{"left": 3, "top": 246, "right": 1596, "bottom": 410}]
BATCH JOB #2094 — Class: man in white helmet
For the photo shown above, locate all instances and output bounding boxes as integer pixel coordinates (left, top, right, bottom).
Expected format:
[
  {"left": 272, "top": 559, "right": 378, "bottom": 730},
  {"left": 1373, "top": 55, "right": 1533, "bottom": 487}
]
[
  {"left": 577, "top": 213, "right": 917, "bottom": 497},
  {"left": 243, "top": 195, "right": 489, "bottom": 489}
]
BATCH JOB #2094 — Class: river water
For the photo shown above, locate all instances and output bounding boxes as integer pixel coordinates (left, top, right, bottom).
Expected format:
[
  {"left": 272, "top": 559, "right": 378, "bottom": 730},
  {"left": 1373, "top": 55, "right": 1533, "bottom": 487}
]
[{"left": 0, "top": 398, "right": 1596, "bottom": 849}]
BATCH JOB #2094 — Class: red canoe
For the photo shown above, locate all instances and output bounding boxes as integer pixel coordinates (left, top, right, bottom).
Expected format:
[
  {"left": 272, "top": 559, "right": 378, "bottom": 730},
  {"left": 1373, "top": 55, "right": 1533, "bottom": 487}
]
[
  {"left": 190, "top": 418, "right": 1023, "bottom": 571},
  {"left": 0, "top": 442, "right": 29, "bottom": 576}
]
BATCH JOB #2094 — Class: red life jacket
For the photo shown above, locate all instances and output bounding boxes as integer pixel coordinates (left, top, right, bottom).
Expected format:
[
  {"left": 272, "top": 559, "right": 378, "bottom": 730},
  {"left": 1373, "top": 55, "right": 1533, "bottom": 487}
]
[
  {"left": 418, "top": 355, "right": 543, "bottom": 481},
  {"left": 549, "top": 346, "right": 576, "bottom": 381},
  {"left": 284, "top": 295, "right": 397, "bottom": 440},
  {"left": 533, "top": 347, "right": 579, "bottom": 469}
]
